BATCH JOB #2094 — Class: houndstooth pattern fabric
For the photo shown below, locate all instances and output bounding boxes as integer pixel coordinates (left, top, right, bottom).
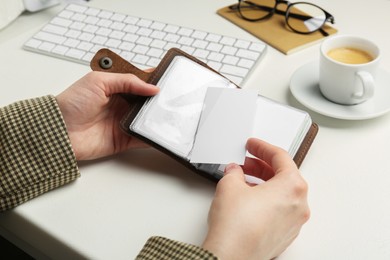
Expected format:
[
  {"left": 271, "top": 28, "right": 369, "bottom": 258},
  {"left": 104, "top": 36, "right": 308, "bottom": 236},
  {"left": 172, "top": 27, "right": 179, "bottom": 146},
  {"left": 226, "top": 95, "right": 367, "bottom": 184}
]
[
  {"left": 137, "top": 236, "right": 217, "bottom": 260},
  {"left": 0, "top": 95, "right": 80, "bottom": 211}
]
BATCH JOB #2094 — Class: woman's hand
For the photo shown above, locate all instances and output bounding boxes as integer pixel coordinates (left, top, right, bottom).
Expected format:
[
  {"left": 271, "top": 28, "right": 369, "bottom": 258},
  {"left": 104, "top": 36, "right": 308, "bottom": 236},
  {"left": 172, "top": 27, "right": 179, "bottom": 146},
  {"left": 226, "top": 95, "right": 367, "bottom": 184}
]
[
  {"left": 202, "top": 138, "right": 310, "bottom": 260},
  {"left": 56, "top": 71, "right": 159, "bottom": 160}
]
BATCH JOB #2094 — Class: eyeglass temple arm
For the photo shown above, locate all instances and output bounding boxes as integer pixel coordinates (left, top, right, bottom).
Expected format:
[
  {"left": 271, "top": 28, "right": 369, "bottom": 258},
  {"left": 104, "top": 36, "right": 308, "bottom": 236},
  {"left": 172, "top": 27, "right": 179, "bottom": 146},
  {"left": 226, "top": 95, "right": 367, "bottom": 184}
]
[
  {"left": 228, "top": 3, "right": 273, "bottom": 13},
  {"left": 229, "top": 3, "right": 315, "bottom": 21}
]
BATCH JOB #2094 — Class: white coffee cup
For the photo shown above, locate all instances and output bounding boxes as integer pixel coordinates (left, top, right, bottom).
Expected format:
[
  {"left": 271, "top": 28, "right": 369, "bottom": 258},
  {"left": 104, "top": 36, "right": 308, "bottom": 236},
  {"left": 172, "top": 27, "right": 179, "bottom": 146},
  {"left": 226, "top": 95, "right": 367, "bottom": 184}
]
[{"left": 319, "top": 35, "right": 380, "bottom": 105}]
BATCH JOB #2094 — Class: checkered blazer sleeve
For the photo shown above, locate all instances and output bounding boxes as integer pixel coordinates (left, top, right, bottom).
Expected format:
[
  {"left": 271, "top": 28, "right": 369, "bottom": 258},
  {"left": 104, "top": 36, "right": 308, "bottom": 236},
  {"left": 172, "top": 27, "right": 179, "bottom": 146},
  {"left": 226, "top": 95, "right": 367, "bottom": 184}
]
[
  {"left": 0, "top": 95, "right": 80, "bottom": 211},
  {"left": 137, "top": 236, "right": 218, "bottom": 259}
]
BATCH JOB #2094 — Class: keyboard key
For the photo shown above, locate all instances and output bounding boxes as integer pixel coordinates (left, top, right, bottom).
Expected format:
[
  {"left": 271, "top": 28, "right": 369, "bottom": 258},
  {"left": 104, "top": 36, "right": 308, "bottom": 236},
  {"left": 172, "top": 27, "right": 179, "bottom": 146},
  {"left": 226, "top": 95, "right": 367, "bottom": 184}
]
[
  {"left": 84, "top": 16, "right": 99, "bottom": 25},
  {"left": 65, "top": 29, "right": 81, "bottom": 38},
  {"left": 192, "top": 31, "right": 207, "bottom": 40},
  {"left": 91, "top": 35, "right": 108, "bottom": 45},
  {"left": 136, "top": 36, "right": 152, "bottom": 46},
  {"left": 133, "top": 45, "right": 149, "bottom": 54},
  {"left": 52, "top": 45, "right": 69, "bottom": 55},
  {"left": 38, "top": 42, "right": 55, "bottom": 52},
  {"left": 164, "top": 33, "right": 180, "bottom": 43},
  {"left": 72, "top": 13, "right": 87, "bottom": 22},
  {"left": 147, "top": 48, "right": 163, "bottom": 58},
  {"left": 34, "top": 32, "right": 66, "bottom": 44},
  {"left": 164, "top": 24, "right": 179, "bottom": 33},
  {"left": 64, "top": 38, "right": 80, "bottom": 47},
  {"left": 221, "top": 46, "right": 237, "bottom": 56},
  {"left": 110, "top": 30, "right": 125, "bottom": 40},
  {"left": 82, "top": 52, "right": 95, "bottom": 62},
  {"left": 97, "top": 19, "right": 112, "bottom": 28},
  {"left": 250, "top": 42, "right": 266, "bottom": 52},
  {"left": 235, "top": 39, "right": 251, "bottom": 49},
  {"left": 137, "top": 19, "right": 153, "bottom": 28},
  {"left": 205, "top": 33, "right": 221, "bottom": 43},
  {"left": 223, "top": 55, "right": 239, "bottom": 65},
  {"left": 58, "top": 10, "right": 73, "bottom": 19},
  {"left": 177, "top": 28, "right": 193, "bottom": 37},
  {"left": 105, "top": 39, "right": 121, "bottom": 48},
  {"left": 96, "top": 27, "right": 112, "bottom": 36},
  {"left": 85, "top": 7, "right": 100, "bottom": 16},
  {"left": 206, "top": 42, "right": 223, "bottom": 52},
  {"left": 163, "top": 42, "right": 180, "bottom": 50},
  {"left": 123, "top": 24, "right": 138, "bottom": 34},
  {"left": 150, "top": 21, "right": 166, "bottom": 31},
  {"left": 111, "top": 13, "right": 126, "bottom": 22},
  {"left": 123, "top": 34, "right": 138, "bottom": 43},
  {"left": 180, "top": 46, "right": 195, "bottom": 55},
  {"left": 120, "top": 51, "right": 135, "bottom": 61},
  {"left": 98, "top": 10, "right": 113, "bottom": 19},
  {"left": 24, "top": 38, "right": 42, "bottom": 48},
  {"left": 79, "top": 32, "right": 94, "bottom": 42},
  {"left": 192, "top": 39, "right": 208, "bottom": 49},
  {"left": 238, "top": 58, "right": 255, "bottom": 69},
  {"left": 124, "top": 16, "right": 138, "bottom": 24},
  {"left": 65, "top": 48, "right": 86, "bottom": 59},
  {"left": 83, "top": 24, "right": 99, "bottom": 33},
  {"left": 177, "top": 36, "right": 194, "bottom": 46},
  {"left": 118, "top": 41, "right": 135, "bottom": 51},
  {"left": 220, "top": 64, "right": 248, "bottom": 78},
  {"left": 70, "top": 21, "right": 85, "bottom": 31},
  {"left": 150, "top": 30, "right": 166, "bottom": 40},
  {"left": 43, "top": 24, "right": 68, "bottom": 35},
  {"left": 66, "top": 4, "right": 87, "bottom": 13},
  {"left": 150, "top": 39, "right": 166, "bottom": 49},
  {"left": 207, "top": 61, "right": 222, "bottom": 71},
  {"left": 224, "top": 74, "right": 243, "bottom": 85},
  {"left": 111, "top": 22, "right": 126, "bottom": 31},
  {"left": 220, "top": 36, "right": 236, "bottom": 46},
  {"left": 138, "top": 28, "right": 152, "bottom": 37},
  {"left": 208, "top": 52, "right": 224, "bottom": 62},
  {"left": 236, "top": 49, "right": 260, "bottom": 61},
  {"left": 78, "top": 41, "right": 93, "bottom": 51},
  {"left": 133, "top": 54, "right": 149, "bottom": 64},
  {"left": 147, "top": 58, "right": 160, "bottom": 67},
  {"left": 51, "top": 17, "right": 73, "bottom": 27},
  {"left": 193, "top": 49, "right": 209, "bottom": 59}
]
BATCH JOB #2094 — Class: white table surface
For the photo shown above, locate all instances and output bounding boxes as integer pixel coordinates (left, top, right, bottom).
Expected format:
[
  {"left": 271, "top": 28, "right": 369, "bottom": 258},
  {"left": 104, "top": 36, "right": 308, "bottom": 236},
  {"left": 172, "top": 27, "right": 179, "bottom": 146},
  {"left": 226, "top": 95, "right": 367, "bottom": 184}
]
[{"left": 1, "top": 0, "right": 390, "bottom": 259}]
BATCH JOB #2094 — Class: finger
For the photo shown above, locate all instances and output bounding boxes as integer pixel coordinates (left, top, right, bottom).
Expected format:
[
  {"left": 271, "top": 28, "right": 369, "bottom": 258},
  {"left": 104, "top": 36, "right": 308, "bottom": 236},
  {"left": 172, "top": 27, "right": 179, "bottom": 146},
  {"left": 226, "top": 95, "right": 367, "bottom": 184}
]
[
  {"left": 224, "top": 163, "right": 263, "bottom": 186},
  {"left": 246, "top": 138, "right": 297, "bottom": 174},
  {"left": 223, "top": 163, "right": 246, "bottom": 182},
  {"left": 94, "top": 71, "right": 159, "bottom": 96},
  {"left": 242, "top": 157, "right": 275, "bottom": 181},
  {"left": 144, "top": 68, "right": 155, "bottom": 73}
]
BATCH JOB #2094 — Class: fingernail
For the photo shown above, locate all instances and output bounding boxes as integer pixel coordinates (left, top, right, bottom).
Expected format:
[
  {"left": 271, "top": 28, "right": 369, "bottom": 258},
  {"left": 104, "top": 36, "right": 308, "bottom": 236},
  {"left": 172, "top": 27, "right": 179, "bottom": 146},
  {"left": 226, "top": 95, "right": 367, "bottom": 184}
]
[{"left": 225, "top": 163, "right": 239, "bottom": 173}]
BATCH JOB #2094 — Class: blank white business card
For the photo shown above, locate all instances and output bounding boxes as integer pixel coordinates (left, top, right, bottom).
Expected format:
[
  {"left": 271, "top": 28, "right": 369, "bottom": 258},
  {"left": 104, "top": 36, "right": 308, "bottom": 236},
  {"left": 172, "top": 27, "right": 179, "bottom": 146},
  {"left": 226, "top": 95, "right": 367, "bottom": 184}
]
[{"left": 190, "top": 87, "right": 257, "bottom": 165}]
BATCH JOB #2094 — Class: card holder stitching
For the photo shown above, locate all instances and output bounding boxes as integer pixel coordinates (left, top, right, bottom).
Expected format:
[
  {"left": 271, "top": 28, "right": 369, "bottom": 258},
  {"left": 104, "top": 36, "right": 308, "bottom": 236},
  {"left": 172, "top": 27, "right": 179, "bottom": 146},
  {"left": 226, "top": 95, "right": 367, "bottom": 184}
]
[{"left": 293, "top": 123, "right": 318, "bottom": 167}]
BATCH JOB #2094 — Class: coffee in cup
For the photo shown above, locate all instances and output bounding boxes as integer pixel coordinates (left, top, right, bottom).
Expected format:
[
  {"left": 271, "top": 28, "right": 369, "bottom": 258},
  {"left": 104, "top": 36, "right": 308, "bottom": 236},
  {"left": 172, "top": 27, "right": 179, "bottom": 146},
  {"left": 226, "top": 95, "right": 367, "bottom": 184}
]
[
  {"left": 319, "top": 35, "right": 380, "bottom": 105},
  {"left": 327, "top": 47, "right": 374, "bottom": 64}
]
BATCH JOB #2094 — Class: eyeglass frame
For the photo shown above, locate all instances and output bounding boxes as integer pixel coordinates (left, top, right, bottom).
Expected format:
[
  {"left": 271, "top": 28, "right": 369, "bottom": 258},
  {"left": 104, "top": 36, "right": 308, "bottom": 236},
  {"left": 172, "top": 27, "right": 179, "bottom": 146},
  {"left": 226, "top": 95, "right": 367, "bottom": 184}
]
[{"left": 229, "top": 0, "right": 335, "bottom": 36}]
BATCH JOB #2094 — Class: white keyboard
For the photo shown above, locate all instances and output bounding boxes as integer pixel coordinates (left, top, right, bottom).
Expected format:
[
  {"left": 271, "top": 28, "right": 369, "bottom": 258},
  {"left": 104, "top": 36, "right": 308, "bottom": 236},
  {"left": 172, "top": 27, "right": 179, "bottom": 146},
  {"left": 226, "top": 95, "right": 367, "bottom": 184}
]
[{"left": 23, "top": 3, "right": 267, "bottom": 85}]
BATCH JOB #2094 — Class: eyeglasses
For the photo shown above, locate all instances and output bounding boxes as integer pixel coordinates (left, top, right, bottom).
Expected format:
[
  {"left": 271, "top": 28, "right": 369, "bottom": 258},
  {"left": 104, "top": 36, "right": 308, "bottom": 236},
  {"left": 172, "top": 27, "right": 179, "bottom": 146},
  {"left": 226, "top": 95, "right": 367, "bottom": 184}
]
[{"left": 229, "top": 0, "right": 335, "bottom": 36}]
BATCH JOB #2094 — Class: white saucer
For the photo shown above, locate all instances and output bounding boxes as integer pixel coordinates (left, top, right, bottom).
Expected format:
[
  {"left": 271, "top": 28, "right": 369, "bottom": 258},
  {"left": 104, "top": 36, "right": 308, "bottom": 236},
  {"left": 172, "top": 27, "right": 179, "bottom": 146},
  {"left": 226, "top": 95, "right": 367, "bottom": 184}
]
[{"left": 290, "top": 62, "right": 390, "bottom": 120}]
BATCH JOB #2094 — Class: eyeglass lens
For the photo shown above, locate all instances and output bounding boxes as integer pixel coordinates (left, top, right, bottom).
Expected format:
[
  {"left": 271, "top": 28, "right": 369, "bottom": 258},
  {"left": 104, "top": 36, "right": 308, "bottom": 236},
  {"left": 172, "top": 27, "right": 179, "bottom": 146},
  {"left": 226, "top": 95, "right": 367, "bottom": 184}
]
[
  {"left": 238, "top": 0, "right": 276, "bottom": 20},
  {"left": 286, "top": 3, "right": 327, "bottom": 33},
  {"left": 238, "top": 0, "right": 328, "bottom": 33}
]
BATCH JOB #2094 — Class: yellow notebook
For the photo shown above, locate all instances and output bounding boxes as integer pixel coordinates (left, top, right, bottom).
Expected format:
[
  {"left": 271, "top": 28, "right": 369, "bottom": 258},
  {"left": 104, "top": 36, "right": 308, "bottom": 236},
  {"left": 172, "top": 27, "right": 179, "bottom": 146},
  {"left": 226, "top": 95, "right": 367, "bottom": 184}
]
[{"left": 217, "top": 2, "right": 338, "bottom": 55}]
